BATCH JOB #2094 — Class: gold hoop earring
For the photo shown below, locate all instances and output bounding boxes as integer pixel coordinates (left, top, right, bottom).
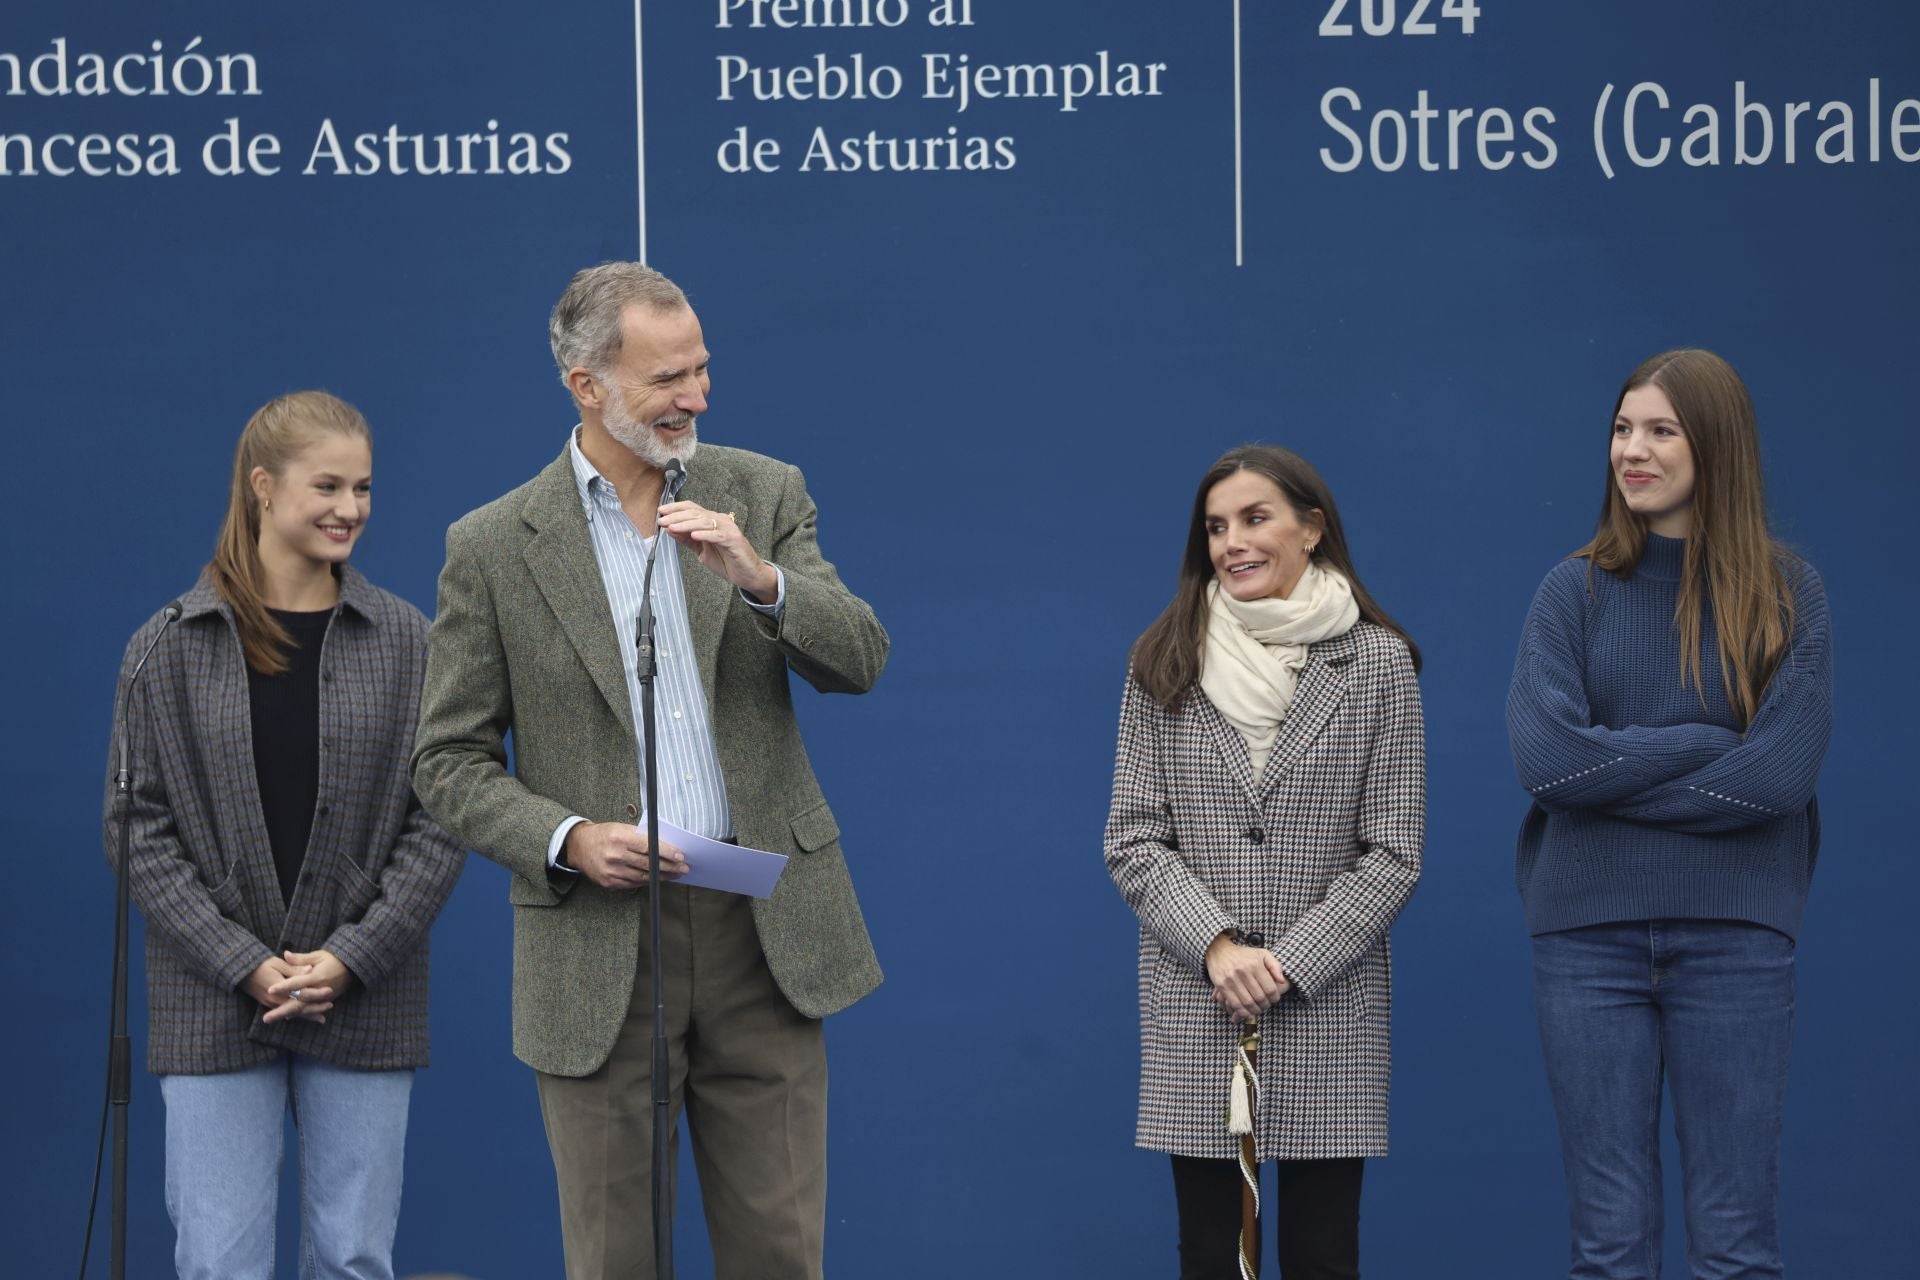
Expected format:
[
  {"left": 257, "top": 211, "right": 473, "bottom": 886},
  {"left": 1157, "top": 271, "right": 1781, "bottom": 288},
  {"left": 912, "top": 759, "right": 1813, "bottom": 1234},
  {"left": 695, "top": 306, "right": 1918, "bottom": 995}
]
[{"left": 263, "top": 498, "right": 272, "bottom": 512}]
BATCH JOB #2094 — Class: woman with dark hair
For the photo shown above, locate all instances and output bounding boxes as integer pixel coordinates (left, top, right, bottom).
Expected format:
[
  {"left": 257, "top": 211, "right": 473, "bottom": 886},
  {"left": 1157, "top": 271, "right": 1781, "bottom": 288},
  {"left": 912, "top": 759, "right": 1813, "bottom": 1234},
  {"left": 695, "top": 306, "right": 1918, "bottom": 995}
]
[
  {"left": 1105, "top": 444, "right": 1426, "bottom": 1280},
  {"left": 105, "top": 391, "right": 464, "bottom": 1279},
  {"left": 1507, "top": 349, "right": 1832, "bottom": 1279}
]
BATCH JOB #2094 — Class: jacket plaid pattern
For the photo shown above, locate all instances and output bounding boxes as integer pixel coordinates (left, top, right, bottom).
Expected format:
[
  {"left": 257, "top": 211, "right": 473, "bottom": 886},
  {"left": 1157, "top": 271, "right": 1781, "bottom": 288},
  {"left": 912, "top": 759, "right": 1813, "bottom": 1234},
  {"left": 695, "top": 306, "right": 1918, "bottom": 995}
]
[
  {"left": 104, "top": 567, "right": 465, "bottom": 1075},
  {"left": 1105, "top": 622, "right": 1425, "bottom": 1160}
]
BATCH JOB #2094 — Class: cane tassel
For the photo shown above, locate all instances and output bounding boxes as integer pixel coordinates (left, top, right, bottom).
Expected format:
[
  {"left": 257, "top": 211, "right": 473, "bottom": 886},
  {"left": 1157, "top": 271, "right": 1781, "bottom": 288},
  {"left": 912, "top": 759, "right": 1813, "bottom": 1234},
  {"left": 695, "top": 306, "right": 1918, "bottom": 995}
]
[{"left": 1233, "top": 1020, "right": 1260, "bottom": 1278}]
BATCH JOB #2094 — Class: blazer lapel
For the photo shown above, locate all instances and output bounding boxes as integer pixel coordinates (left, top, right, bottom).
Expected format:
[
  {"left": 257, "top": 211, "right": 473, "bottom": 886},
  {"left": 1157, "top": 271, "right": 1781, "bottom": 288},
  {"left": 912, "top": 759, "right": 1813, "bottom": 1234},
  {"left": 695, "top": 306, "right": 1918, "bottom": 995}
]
[
  {"left": 1252, "top": 630, "right": 1355, "bottom": 797},
  {"left": 1194, "top": 693, "right": 1263, "bottom": 805},
  {"left": 676, "top": 458, "right": 743, "bottom": 704},
  {"left": 520, "top": 453, "right": 636, "bottom": 738}
]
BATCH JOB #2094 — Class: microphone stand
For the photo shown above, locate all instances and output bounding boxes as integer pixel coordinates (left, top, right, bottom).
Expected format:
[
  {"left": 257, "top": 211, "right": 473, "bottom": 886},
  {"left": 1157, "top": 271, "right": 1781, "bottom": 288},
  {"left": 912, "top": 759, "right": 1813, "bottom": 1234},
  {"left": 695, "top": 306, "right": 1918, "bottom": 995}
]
[
  {"left": 104, "top": 603, "right": 179, "bottom": 1279},
  {"left": 634, "top": 466, "right": 680, "bottom": 1280}
]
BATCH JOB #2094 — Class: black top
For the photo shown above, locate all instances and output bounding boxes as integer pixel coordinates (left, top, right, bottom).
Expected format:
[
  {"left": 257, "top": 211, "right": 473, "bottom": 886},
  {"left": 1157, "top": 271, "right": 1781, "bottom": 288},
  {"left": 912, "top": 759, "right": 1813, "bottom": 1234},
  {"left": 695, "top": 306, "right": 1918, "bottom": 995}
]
[{"left": 248, "top": 607, "right": 333, "bottom": 905}]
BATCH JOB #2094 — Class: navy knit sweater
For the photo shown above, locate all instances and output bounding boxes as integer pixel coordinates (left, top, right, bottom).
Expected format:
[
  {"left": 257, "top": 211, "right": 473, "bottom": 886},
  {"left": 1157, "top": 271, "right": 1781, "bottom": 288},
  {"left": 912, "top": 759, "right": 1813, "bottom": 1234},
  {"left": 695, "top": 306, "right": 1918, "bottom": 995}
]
[{"left": 1506, "top": 534, "right": 1832, "bottom": 939}]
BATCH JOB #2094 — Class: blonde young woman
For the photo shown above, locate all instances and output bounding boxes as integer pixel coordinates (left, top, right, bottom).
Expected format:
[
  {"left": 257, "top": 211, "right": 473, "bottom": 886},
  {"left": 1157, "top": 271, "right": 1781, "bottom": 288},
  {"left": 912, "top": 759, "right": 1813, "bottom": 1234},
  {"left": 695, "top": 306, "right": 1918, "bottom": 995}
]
[
  {"left": 1105, "top": 445, "right": 1425, "bottom": 1280},
  {"left": 105, "top": 392, "right": 463, "bottom": 1279},
  {"left": 1507, "top": 349, "right": 1832, "bottom": 1279}
]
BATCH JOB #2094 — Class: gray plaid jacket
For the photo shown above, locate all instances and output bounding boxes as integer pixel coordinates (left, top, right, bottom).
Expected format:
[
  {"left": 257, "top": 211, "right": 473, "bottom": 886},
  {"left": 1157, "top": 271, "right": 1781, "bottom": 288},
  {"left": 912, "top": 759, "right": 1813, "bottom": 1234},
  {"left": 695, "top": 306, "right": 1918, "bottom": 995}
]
[
  {"left": 104, "top": 568, "right": 465, "bottom": 1075},
  {"left": 1104, "top": 623, "right": 1425, "bottom": 1160}
]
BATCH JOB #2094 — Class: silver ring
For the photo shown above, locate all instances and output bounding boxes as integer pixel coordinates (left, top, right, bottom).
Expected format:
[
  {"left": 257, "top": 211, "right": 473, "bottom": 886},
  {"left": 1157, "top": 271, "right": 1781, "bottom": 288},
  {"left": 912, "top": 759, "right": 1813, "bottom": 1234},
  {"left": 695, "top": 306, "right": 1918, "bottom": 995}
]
[{"left": 289, "top": 989, "right": 304, "bottom": 1000}]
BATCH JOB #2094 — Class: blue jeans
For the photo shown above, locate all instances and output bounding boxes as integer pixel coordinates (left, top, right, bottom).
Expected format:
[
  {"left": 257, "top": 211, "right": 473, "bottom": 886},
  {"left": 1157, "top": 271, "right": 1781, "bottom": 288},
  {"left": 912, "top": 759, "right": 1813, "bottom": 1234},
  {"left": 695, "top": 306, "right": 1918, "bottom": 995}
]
[
  {"left": 159, "top": 1054, "right": 413, "bottom": 1280},
  {"left": 1532, "top": 921, "right": 1795, "bottom": 1280}
]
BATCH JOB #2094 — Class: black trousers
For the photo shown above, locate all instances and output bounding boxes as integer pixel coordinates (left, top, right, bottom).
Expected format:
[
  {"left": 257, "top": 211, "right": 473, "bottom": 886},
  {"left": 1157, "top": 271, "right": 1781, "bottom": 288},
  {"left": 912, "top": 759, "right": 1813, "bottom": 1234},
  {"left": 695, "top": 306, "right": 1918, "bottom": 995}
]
[{"left": 1169, "top": 1155, "right": 1364, "bottom": 1280}]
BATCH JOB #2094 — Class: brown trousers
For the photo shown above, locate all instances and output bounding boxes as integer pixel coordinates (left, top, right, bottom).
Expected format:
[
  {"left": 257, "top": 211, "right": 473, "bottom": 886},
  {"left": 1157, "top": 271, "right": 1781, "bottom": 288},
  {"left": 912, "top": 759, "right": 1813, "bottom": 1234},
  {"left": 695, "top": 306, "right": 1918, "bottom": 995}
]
[{"left": 535, "top": 884, "right": 827, "bottom": 1280}]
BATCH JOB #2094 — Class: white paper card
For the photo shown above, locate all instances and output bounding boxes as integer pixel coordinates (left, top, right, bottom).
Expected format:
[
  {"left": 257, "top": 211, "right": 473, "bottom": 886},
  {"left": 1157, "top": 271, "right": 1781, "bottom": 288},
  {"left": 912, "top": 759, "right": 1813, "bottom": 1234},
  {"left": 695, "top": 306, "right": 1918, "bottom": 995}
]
[{"left": 657, "top": 818, "right": 789, "bottom": 900}]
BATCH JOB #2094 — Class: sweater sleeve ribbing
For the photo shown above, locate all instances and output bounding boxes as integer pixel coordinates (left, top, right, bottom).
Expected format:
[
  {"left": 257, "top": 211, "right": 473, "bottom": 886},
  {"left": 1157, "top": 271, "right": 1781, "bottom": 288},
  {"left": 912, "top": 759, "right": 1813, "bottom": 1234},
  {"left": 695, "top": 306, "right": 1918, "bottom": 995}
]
[
  {"left": 1506, "top": 562, "right": 1740, "bottom": 811},
  {"left": 1605, "top": 565, "right": 1832, "bottom": 831}
]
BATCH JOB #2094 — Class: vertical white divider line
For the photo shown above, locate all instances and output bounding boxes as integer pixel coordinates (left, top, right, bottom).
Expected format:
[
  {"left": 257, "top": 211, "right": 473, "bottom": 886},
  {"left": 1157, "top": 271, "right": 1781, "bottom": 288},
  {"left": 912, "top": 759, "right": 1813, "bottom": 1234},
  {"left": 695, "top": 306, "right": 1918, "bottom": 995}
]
[
  {"left": 1233, "top": 0, "right": 1244, "bottom": 266},
  {"left": 635, "top": 0, "right": 648, "bottom": 262}
]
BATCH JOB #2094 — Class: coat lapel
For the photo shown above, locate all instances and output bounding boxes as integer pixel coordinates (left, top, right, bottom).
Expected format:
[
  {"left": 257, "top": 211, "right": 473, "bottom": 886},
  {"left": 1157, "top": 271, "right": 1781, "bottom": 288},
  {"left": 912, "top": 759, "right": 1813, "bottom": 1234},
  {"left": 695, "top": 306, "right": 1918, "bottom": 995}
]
[
  {"left": 676, "top": 457, "right": 744, "bottom": 704},
  {"left": 520, "top": 453, "right": 636, "bottom": 738},
  {"left": 1195, "top": 693, "right": 1263, "bottom": 805},
  {"left": 1251, "top": 630, "right": 1354, "bottom": 798},
  {"left": 1194, "top": 630, "right": 1357, "bottom": 803}
]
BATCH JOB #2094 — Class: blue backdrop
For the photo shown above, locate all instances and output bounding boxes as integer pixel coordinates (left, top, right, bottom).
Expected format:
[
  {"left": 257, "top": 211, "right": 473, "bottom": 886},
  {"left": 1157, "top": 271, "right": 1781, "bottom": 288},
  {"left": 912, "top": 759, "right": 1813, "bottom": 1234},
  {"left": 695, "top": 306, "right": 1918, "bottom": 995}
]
[{"left": 5, "top": 2, "right": 1916, "bottom": 1275}]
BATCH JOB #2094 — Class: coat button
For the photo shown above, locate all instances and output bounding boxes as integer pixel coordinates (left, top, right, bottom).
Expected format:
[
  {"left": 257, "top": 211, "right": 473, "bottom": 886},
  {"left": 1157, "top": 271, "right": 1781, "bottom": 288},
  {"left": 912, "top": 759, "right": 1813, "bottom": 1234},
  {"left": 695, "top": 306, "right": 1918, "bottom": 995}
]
[
  {"left": 626, "top": 803, "right": 639, "bottom": 818},
  {"left": 1246, "top": 828, "right": 1265, "bottom": 844}
]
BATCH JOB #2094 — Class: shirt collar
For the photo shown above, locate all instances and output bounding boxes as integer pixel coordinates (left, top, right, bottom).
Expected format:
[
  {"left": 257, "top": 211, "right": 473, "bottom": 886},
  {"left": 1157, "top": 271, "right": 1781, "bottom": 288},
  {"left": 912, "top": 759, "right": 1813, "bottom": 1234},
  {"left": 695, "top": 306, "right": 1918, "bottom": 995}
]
[
  {"left": 567, "top": 426, "right": 615, "bottom": 521},
  {"left": 568, "top": 428, "right": 694, "bottom": 528}
]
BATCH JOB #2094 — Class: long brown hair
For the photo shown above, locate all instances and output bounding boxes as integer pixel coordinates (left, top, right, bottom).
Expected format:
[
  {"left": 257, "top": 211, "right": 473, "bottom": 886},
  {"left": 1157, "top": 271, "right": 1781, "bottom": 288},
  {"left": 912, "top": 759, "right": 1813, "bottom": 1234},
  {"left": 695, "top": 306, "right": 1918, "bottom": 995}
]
[
  {"left": 1129, "top": 445, "right": 1419, "bottom": 709},
  {"left": 209, "top": 391, "right": 372, "bottom": 675},
  {"left": 1577, "top": 348, "right": 1792, "bottom": 728}
]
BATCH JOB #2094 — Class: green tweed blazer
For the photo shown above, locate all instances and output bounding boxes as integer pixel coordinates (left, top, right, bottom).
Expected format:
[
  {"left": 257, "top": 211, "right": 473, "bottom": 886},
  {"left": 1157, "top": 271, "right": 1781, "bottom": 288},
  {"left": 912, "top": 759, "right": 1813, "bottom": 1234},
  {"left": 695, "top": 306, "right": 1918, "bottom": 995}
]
[{"left": 411, "top": 442, "right": 888, "bottom": 1077}]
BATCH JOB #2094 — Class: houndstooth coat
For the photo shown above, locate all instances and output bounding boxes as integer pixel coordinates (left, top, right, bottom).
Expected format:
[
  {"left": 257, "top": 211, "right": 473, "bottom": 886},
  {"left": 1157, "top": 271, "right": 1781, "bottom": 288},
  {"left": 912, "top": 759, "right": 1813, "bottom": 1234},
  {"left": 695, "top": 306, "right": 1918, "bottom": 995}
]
[{"left": 1104, "top": 622, "right": 1425, "bottom": 1161}]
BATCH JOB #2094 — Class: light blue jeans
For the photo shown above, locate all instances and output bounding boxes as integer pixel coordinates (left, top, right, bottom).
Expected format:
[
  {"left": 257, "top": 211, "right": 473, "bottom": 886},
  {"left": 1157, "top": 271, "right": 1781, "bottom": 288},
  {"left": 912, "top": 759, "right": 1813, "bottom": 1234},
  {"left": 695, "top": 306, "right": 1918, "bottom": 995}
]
[
  {"left": 159, "top": 1054, "right": 413, "bottom": 1280},
  {"left": 1532, "top": 920, "right": 1796, "bottom": 1280}
]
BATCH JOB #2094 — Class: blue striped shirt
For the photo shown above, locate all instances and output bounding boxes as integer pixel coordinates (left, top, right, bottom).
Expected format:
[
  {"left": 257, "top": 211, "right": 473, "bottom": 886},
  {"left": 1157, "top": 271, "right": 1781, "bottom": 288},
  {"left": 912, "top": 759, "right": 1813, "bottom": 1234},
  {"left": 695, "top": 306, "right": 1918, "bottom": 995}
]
[{"left": 546, "top": 433, "right": 785, "bottom": 865}]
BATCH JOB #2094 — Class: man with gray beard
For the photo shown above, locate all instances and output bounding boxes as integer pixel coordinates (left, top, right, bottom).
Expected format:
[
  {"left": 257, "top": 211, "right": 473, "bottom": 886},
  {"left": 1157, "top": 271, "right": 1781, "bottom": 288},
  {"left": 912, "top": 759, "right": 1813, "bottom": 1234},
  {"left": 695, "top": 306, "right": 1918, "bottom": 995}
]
[{"left": 411, "top": 262, "right": 889, "bottom": 1279}]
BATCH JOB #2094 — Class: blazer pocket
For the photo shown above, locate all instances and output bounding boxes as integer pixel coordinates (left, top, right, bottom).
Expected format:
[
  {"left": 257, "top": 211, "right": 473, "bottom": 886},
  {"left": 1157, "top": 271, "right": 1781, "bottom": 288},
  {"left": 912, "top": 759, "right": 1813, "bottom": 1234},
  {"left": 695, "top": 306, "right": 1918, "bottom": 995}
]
[
  {"left": 333, "top": 857, "right": 384, "bottom": 918},
  {"left": 1343, "top": 951, "right": 1389, "bottom": 1024},
  {"left": 205, "top": 865, "right": 245, "bottom": 917},
  {"left": 509, "top": 874, "right": 564, "bottom": 908},
  {"left": 1322, "top": 971, "right": 1368, "bottom": 1024},
  {"left": 1144, "top": 947, "right": 1179, "bottom": 1030},
  {"left": 789, "top": 800, "right": 840, "bottom": 855}
]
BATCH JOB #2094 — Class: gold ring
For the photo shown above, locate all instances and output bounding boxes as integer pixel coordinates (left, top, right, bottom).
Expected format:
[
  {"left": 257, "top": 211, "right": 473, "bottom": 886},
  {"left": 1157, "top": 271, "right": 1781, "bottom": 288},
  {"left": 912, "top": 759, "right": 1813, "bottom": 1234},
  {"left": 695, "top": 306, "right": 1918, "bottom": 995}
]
[{"left": 708, "top": 517, "right": 718, "bottom": 531}]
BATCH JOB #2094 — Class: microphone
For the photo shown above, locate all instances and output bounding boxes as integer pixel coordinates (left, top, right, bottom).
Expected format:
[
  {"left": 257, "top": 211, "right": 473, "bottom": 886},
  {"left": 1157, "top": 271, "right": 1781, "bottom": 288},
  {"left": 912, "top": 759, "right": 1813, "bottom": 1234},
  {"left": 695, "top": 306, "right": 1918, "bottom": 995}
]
[
  {"left": 125, "top": 600, "right": 182, "bottom": 695},
  {"left": 635, "top": 456, "right": 688, "bottom": 672},
  {"left": 116, "top": 599, "right": 184, "bottom": 797},
  {"left": 636, "top": 463, "right": 681, "bottom": 673},
  {"left": 636, "top": 461, "right": 685, "bottom": 1280},
  {"left": 99, "top": 595, "right": 184, "bottom": 1280}
]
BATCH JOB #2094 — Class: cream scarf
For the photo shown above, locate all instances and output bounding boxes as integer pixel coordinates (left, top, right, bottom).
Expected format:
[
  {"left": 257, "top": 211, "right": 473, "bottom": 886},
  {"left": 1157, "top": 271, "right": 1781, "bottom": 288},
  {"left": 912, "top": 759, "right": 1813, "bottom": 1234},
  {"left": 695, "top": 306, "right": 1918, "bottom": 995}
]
[{"left": 1200, "top": 564, "right": 1359, "bottom": 777}]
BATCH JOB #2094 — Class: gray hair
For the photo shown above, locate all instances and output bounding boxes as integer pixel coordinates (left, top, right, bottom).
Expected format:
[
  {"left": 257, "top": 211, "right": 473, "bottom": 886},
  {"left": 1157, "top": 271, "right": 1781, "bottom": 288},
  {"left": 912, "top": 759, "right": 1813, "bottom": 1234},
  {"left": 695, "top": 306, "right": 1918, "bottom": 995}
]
[{"left": 549, "top": 262, "right": 689, "bottom": 386}]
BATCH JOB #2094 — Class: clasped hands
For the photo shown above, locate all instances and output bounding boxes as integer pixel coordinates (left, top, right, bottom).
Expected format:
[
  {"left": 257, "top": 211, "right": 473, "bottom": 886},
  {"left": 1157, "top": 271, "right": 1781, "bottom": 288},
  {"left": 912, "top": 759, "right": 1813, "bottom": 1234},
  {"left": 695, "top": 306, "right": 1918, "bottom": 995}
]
[
  {"left": 246, "top": 949, "right": 354, "bottom": 1025},
  {"left": 656, "top": 500, "right": 777, "bottom": 605},
  {"left": 1205, "top": 932, "right": 1291, "bottom": 1022}
]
